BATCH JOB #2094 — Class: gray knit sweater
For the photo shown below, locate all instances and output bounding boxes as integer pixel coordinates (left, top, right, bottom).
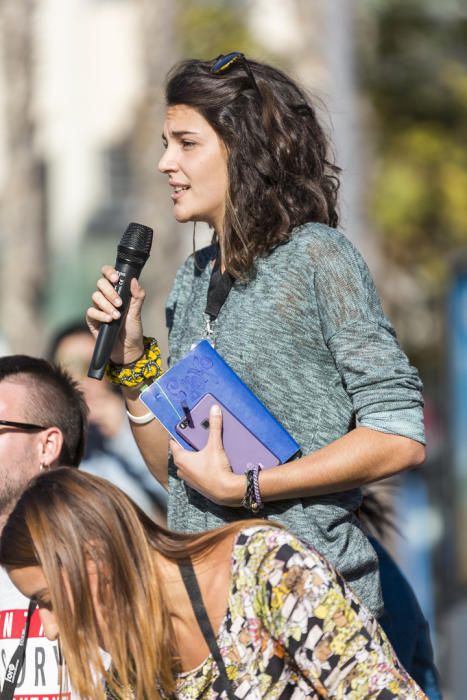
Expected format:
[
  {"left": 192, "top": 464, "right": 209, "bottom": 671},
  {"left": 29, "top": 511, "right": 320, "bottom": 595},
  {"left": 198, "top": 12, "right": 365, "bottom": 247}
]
[{"left": 165, "top": 223, "right": 425, "bottom": 617}]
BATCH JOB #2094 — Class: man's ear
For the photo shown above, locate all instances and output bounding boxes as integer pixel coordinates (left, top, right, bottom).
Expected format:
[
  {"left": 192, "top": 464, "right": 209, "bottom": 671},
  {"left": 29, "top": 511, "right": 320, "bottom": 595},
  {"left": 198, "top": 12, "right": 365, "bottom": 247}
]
[{"left": 37, "top": 427, "right": 64, "bottom": 469}]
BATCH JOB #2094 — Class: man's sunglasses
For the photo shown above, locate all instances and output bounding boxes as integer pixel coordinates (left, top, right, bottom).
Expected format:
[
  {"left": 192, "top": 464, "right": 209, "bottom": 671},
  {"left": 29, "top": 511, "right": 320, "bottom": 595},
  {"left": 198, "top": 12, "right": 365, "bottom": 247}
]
[
  {"left": 0, "top": 420, "right": 48, "bottom": 432},
  {"left": 211, "top": 52, "right": 261, "bottom": 97}
]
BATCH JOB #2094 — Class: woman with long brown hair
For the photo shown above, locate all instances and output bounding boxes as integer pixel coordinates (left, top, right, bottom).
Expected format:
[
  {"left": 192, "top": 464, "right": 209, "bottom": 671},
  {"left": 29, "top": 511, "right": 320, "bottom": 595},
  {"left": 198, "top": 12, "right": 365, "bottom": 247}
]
[
  {"left": 0, "top": 468, "right": 427, "bottom": 699},
  {"left": 86, "top": 53, "right": 425, "bottom": 620}
]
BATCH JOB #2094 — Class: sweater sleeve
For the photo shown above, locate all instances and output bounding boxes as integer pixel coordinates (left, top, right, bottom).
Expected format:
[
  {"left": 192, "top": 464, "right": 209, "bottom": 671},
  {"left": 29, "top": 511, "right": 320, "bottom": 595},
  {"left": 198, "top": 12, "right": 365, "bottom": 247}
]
[
  {"left": 253, "top": 529, "right": 427, "bottom": 699},
  {"left": 311, "top": 232, "right": 425, "bottom": 444}
]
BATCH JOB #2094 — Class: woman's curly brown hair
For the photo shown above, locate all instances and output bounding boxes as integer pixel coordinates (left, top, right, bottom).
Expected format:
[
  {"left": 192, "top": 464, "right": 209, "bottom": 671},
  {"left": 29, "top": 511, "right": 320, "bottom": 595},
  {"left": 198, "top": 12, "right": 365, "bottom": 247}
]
[{"left": 165, "top": 57, "right": 341, "bottom": 279}]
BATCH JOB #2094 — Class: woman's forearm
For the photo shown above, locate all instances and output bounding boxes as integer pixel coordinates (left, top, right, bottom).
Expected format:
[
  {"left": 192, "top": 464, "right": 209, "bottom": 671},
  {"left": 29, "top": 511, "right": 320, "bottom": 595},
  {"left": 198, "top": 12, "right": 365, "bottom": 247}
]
[
  {"left": 123, "top": 386, "right": 169, "bottom": 488},
  {"left": 171, "top": 411, "right": 426, "bottom": 507},
  {"left": 258, "top": 426, "right": 425, "bottom": 503}
]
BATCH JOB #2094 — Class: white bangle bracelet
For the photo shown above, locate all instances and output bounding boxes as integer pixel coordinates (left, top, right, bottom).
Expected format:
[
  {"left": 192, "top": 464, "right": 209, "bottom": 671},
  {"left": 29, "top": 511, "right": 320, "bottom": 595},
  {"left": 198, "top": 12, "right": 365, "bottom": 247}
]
[{"left": 126, "top": 409, "right": 155, "bottom": 425}]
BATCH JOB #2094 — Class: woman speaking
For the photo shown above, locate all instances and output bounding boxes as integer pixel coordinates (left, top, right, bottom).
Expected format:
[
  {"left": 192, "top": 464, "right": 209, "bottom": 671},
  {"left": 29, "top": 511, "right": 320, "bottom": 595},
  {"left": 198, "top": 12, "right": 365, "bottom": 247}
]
[{"left": 86, "top": 53, "right": 425, "bottom": 619}]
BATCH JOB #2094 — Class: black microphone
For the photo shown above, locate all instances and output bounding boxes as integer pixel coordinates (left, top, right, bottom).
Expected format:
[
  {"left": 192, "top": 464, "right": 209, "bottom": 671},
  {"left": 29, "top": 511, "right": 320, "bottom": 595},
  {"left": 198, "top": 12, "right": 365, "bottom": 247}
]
[{"left": 87, "top": 222, "right": 154, "bottom": 380}]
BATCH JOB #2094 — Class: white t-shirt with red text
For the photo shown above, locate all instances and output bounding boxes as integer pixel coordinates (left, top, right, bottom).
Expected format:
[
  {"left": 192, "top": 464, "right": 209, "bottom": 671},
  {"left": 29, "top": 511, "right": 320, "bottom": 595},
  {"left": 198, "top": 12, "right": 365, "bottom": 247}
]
[{"left": 0, "top": 567, "right": 73, "bottom": 699}]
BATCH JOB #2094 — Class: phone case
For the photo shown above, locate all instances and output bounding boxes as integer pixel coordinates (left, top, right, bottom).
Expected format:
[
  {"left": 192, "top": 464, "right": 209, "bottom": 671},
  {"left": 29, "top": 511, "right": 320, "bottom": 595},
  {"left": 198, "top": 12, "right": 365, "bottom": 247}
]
[{"left": 175, "top": 393, "right": 280, "bottom": 474}]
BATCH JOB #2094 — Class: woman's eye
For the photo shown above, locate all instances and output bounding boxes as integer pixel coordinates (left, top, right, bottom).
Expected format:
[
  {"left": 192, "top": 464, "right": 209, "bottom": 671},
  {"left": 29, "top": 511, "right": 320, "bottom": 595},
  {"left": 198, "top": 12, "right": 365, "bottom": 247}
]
[{"left": 182, "top": 140, "right": 195, "bottom": 149}]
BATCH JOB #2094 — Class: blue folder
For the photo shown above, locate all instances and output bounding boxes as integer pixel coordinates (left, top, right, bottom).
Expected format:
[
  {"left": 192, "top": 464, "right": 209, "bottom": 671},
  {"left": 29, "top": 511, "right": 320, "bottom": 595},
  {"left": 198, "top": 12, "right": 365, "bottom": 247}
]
[{"left": 140, "top": 339, "right": 300, "bottom": 462}]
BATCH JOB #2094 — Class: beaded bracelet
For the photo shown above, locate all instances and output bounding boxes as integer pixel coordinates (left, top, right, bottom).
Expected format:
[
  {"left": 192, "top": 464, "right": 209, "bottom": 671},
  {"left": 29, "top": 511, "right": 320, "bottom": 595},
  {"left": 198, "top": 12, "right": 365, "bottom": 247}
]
[
  {"left": 241, "top": 464, "right": 263, "bottom": 513},
  {"left": 106, "top": 336, "right": 163, "bottom": 388}
]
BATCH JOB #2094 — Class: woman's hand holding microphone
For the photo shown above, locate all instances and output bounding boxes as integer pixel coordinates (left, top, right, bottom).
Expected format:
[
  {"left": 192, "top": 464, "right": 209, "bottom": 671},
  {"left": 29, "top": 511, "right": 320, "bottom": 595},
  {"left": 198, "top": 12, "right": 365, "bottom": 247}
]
[
  {"left": 85, "top": 262, "right": 236, "bottom": 497},
  {"left": 86, "top": 265, "right": 146, "bottom": 366}
]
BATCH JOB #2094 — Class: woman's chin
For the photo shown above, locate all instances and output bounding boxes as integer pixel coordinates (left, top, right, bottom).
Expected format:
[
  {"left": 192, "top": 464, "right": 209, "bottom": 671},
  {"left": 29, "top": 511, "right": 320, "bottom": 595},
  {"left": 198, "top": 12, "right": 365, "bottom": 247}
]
[{"left": 173, "top": 209, "right": 192, "bottom": 224}]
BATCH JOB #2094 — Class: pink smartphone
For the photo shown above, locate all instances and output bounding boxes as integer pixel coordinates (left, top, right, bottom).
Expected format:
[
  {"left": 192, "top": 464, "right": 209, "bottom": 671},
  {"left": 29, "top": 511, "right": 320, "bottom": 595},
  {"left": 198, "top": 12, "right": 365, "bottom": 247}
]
[{"left": 175, "top": 393, "right": 280, "bottom": 474}]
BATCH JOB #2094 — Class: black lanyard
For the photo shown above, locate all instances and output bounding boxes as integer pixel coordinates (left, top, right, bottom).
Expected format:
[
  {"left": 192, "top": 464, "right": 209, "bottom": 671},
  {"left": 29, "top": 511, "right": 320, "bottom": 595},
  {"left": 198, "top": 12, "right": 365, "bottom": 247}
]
[
  {"left": 204, "top": 246, "right": 234, "bottom": 323},
  {"left": 178, "top": 560, "right": 236, "bottom": 700},
  {"left": 0, "top": 599, "right": 36, "bottom": 700}
]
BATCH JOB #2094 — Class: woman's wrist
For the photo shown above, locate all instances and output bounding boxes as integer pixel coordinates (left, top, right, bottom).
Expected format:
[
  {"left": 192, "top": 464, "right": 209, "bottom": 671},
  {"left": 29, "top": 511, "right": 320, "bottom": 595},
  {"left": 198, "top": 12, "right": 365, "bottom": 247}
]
[
  {"left": 222, "top": 473, "right": 247, "bottom": 507},
  {"left": 110, "top": 341, "right": 145, "bottom": 367},
  {"left": 106, "top": 337, "right": 163, "bottom": 388},
  {"left": 122, "top": 384, "right": 145, "bottom": 402},
  {"left": 241, "top": 465, "right": 264, "bottom": 512}
]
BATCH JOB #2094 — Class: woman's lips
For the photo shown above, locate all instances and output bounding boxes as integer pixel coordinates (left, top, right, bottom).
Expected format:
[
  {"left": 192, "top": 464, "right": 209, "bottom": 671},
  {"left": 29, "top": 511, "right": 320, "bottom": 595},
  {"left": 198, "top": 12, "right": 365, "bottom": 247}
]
[{"left": 170, "top": 185, "right": 190, "bottom": 201}]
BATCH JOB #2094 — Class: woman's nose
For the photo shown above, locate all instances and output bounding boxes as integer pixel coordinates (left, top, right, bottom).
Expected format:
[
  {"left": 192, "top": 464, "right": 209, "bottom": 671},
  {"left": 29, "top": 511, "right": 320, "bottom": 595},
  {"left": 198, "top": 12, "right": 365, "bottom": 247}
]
[
  {"left": 39, "top": 608, "right": 59, "bottom": 641},
  {"left": 158, "top": 148, "right": 178, "bottom": 174}
]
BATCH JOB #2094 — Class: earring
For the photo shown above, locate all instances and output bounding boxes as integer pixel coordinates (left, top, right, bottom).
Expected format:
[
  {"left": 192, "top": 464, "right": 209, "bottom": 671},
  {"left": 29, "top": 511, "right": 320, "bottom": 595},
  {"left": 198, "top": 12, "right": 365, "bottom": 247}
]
[{"left": 39, "top": 462, "right": 49, "bottom": 472}]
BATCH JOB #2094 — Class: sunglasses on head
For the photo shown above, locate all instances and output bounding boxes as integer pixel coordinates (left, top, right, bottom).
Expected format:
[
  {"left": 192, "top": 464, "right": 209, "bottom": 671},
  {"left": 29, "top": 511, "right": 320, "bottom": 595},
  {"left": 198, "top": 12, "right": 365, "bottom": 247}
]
[{"left": 211, "top": 52, "right": 261, "bottom": 98}]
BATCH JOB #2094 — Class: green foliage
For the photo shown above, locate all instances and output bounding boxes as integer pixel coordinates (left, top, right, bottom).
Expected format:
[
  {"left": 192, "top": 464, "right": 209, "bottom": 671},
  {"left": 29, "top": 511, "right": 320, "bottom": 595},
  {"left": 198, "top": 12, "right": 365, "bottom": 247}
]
[
  {"left": 358, "top": 0, "right": 467, "bottom": 297},
  {"left": 175, "top": 0, "right": 258, "bottom": 60},
  {"left": 373, "top": 125, "right": 467, "bottom": 291}
]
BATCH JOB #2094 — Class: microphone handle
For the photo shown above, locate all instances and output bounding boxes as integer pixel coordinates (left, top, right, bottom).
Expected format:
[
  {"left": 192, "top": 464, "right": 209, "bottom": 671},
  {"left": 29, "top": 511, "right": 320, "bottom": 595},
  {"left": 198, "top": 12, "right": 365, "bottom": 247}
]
[{"left": 87, "top": 261, "right": 142, "bottom": 380}]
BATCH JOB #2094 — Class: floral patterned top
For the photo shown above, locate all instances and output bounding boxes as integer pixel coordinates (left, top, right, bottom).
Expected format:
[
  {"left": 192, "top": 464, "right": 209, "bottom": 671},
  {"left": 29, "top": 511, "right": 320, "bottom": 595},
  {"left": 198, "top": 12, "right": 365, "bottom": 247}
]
[{"left": 174, "top": 526, "right": 427, "bottom": 699}]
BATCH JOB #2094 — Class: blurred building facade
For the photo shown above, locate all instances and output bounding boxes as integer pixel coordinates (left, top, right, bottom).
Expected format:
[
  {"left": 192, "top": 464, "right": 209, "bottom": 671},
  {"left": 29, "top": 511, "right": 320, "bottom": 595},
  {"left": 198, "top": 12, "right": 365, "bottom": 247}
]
[
  {"left": 0, "top": 0, "right": 373, "bottom": 358},
  {"left": 0, "top": 0, "right": 188, "bottom": 359}
]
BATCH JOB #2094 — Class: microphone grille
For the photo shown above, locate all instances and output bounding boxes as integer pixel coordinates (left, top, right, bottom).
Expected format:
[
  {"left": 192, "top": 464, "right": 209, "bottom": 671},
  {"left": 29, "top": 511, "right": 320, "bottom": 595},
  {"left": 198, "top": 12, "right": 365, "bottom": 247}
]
[{"left": 120, "top": 222, "right": 154, "bottom": 255}]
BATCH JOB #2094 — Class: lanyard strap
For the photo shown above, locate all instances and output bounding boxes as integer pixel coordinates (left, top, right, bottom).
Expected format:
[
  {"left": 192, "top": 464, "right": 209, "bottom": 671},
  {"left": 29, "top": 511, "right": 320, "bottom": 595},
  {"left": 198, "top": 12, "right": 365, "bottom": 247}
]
[
  {"left": 204, "top": 246, "right": 234, "bottom": 322},
  {"left": 0, "top": 599, "right": 36, "bottom": 700},
  {"left": 178, "top": 560, "right": 236, "bottom": 700}
]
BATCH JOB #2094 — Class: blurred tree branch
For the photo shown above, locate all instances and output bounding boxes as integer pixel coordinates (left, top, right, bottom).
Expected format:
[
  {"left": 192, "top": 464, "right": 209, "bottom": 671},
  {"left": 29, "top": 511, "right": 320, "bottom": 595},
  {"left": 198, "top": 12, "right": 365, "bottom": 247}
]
[
  {"left": 127, "top": 0, "right": 183, "bottom": 363},
  {"left": 357, "top": 0, "right": 467, "bottom": 356},
  {"left": 176, "top": 0, "right": 256, "bottom": 59}
]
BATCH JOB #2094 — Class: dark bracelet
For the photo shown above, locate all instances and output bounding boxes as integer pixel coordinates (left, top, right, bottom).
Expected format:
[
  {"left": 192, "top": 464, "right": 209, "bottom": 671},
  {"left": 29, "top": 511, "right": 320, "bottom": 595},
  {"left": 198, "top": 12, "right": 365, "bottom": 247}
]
[
  {"left": 252, "top": 463, "right": 263, "bottom": 507},
  {"left": 241, "top": 464, "right": 263, "bottom": 513}
]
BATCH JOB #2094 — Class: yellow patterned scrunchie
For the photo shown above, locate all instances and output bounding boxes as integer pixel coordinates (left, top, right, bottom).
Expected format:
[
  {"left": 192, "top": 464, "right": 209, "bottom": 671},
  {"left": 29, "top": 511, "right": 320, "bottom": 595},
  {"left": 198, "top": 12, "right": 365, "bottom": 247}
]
[{"left": 105, "top": 336, "right": 163, "bottom": 388}]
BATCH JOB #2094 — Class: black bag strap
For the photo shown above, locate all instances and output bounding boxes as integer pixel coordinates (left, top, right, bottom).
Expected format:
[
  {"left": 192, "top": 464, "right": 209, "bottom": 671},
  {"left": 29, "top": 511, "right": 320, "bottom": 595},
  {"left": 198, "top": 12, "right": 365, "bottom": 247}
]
[
  {"left": 0, "top": 599, "right": 36, "bottom": 700},
  {"left": 178, "top": 560, "right": 236, "bottom": 700}
]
